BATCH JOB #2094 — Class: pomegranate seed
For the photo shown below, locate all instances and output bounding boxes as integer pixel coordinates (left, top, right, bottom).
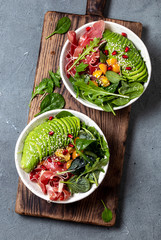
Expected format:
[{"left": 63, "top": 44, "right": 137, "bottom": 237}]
[
  {"left": 40, "top": 165, "right": 46, "bottom": 170},
  {"left": 107, "top": 66, "right": 112, "bottom": 71},
  {"left": 68, "top": 143, "right": 74, "bottom": 148},
  {"left": 49, "top": 116, "right": 53, "bottom": 120},
  {"left": 125, "top": 46, "right": 130, "bottom": 52},
  {"left": 122, "top": 55, "right": 128, "bottom": 59},
  {"left": 86, "top": 26, "right": 91, "bottom": 31},
  {"left": 68, "top": 134, "right": 73, "bottom": 139},
  {"left": 49, "top": 131, "right": 54, "bottom": 136},
  {"left": 57, "top": 161, "right": 63, "bottom": 166},
  {"left": 126, "top": 67, "right": 132, "bottom": 70},
  {"left": 47, "top": 157, "right": 52, "bottom": 162},
  {"left": 103, "top": 50, "right": 108, "bottom": 55},
  {"left": 122, "top": 32, "right": 127, "bottom": 37},
  {"left": 118, "top": 72, "right": 120, "bottom": 75},
  {"left": 63, "top": 149, "right": 68, "bottom": 155},
  {"left": 112, "top": 51, "right": 117, "bottom": 55}
]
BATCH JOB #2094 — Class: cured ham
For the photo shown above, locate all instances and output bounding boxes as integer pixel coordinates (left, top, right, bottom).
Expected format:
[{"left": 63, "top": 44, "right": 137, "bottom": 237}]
[
  {"left": 29, "top": 155, "right": 71, "bottom": 201},
  {"left": 66, "top": 20, "right": 105, "bottom": 77}
]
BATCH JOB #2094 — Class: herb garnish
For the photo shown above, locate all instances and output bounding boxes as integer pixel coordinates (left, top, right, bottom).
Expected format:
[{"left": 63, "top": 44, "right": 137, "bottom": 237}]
[{"left": 46, "top": 17, "right": 71, "bottom": 39}]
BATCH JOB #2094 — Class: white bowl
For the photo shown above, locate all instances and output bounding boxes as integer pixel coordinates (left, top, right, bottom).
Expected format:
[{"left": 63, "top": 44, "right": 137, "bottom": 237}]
[
  {"left": 15, "top": 109, "right": 109, "bottom": 204},
  {"left": 60, "top": 21, "right": 151, "bottom": 111}
]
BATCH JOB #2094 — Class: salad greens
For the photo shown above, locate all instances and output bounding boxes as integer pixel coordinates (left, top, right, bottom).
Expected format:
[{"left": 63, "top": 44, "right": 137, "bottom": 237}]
[
  {"left": 101, "top": 200, "right": 113, "bottom": 222},
  {"left": 35, "top": 93, "right": 65, "bottom": 117},
  {"left": 46, "top": 17, "right": 71, "bottom": 39},
  {"left": 59, "top": 120, "right": 110, "bottom": 193}
]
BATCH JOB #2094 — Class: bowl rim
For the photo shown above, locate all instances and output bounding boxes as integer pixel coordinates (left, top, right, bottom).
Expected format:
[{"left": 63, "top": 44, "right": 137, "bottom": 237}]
[
  {"left": 60, "top": 20, "right": 152, "bottom": 111},
  {"left": 15, "top": 109, "right": 109, "bottom": 204}
]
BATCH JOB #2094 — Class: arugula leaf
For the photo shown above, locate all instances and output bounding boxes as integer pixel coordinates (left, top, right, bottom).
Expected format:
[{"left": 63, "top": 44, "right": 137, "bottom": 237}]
[
  {"left": 46, "top": 17, "right": 71, "bottom": 39},
  {"left": 88, "top": 171, "right": 100, "bottom": 186},
  {"left": 101, "top": 200, "right": 113, "bottom": 223},
  {"left": 63, "top": 176, "right": 90, "bottom": 194},
  {"left": 75, "top": 62, "right": 88, "bottom": 73},
  {"left": 49, "top": 70, "right": 61, "bottom": 88},
  {"left": 35, "top": 93, "right": 65, "bottom": 116},
  {"left": 67, "top": 37, "right": 100, "bottom": 72},
  {"left": 76, "top": 138, "right": 96, "bottom": 151},
  {"left": 105, "top": 71, "right": 124, "bottom": 83},
  {"left": 29, "top": 78, "right": 54, "bottom": 107}
]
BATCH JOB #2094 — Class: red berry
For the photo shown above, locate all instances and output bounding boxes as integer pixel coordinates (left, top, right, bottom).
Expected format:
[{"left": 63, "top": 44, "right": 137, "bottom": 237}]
[
  {"left": 68, "top": 134, "right": 73, "bottom": 139},
  {"left": 47, "top": 157, "right": 52, "bottom": 162},
  {"left": 107, "top": 66, "right": 112, "bottom": 71},
  {"left": 63, "top": 149, "right": 68, "bottom": 155},
  {"left": 68, "top": 143, "right": 74, "bottom": 148},
  {"left": 125, "top": 46, "right": 130, "bottom": 52},
  {"left": 49, "top": 131, "right": 54, "bottom": 136},
  {"left": 122, "top": 55, "right": 128, "bottom": 59},
  {"left": 86, "top": 26, "right": 91, "bottom": 31},
  {"left": 103, "top": 50, "right": 108, "bottom": 55},
  {"left": 49, "top": 116, "right": 53, "bottom": 120},
  {"left": 122, "top": 32, "right": 127, "bottom": 37},
  {"left": 57, "top": 161, "right": 63, "bottom": 166},
  {"left": 112, "top": 51, "right": 117, "bottom": 55},
  {"left": 40, "top": 165, "right": 46, "bottom": 170},
  {"left": 126, "top": 67, "right": 132, "bottom": 70}
]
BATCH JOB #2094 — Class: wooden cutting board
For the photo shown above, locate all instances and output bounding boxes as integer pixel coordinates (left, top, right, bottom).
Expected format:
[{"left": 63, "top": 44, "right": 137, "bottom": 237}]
[{"left": 15, "top": 0, "right": 142, "bottom": 226}]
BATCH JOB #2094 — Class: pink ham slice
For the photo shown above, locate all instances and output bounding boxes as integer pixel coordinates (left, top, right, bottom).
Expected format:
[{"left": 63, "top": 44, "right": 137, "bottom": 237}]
[
  {"left": 78, "top": 20, "right": 105, "bottom": 47},
  {"left": 67, "top": 31, "right": 78, "bottom": 55}
]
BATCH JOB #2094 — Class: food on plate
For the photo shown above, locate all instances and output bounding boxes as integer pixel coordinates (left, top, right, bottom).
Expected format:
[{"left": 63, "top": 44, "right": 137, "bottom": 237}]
[
  {"left": 65, "top": 20, "right": 148, "bottom": 114},
  {"left": 20, "top": 111, "right": 109, "bottom": 201}
]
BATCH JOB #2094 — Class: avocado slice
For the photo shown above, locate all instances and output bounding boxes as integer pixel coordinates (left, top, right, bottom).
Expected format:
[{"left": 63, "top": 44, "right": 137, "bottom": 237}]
[
  {"left": 103, "top": 29, "right": 148, "bottom": 83},
  {"left": 49, "top": 120, "right": 64, "bottom": 148},
  {"left": 54, "top": 118, "right": 68, "bottom": 146}
]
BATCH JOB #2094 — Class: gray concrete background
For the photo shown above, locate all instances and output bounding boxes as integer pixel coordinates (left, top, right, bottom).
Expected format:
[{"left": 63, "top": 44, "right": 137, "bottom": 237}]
[{"left": 0, "top": 0, "right": 161, "bottom": 239}]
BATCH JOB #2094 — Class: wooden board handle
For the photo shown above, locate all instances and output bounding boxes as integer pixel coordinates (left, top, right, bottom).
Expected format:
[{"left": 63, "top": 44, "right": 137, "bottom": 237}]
[{"left": 86, "top": 0, "right": 107, "bottom": 17}]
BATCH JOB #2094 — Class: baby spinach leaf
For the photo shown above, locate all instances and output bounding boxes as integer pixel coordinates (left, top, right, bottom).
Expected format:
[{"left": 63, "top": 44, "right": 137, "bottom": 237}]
[
  {"left": 75, "top": 62, "right": 88, "bottom": 73},
  {"left": 101, "top": 200, "right": 113, "bottom": 223},
  {"left": 118, "top": 82, "right": 144, "bottom": 100},
  {"left": 35, "top": 93, "right": 65, "bottom": 116},
  {"left": 104, "top": 83, "right": 119, "bottom": 93},
  {"left": 105, "top": 71, "right": 124, "bottom": 83},
  {"left": 49, "top": 70, "right": 61, "bottom": 88},
  {"left": 67, "top": 157, "right": 86, "bottom": 175},
  {"left": 46, "top": 17, "right": 71, "bottom": 39},
  {"left": 63, "top": 176, "right": 90, "bottom": 194},
  {"left": 55, "top": 111, "right": 74, "bottom": 119},
  {"left": 29, "top": 78, "right": 54, "bottom": 106},
  {"left": 112, "top": 97, "right": 130, "bottom": 106},
  {"left": 76, "top": 138, "right": 96, "bottom": 151}
]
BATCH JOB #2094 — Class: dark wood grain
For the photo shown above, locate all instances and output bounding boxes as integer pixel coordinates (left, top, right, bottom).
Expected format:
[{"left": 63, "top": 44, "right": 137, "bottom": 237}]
[
  {"left": 15, "top": 11, "right": 142, "bottom": 226},
  {"left": 86, "top": 0, "right": 107, "bottom": 16}
]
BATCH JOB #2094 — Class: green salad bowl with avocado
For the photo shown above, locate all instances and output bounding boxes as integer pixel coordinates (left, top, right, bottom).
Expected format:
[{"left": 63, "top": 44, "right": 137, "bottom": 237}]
[{"left": 15, "top": 109, "right": 109, "bottom": 203}]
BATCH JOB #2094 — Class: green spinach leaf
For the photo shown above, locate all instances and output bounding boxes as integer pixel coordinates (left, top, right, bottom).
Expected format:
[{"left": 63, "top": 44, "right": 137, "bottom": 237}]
[
  {"left": 46, "top": 17, "right": 71, "bottom": 39},
  {"left": 55, "top": 111, "right": 74, "bottom": 119},
  {"left": 100, "top": 51, "right": 107, "bottom": 63},
  {"left": 76, "top": 138, "right": 96, "bottom": 151},
  {"left": 118, "top": 81, "right": 144, "bottom": 99},
  {"left": 63, "top": 176, "right": 90, "bottom": 194},
  {"left": 49, "top": 70, "right": 61, "bottom": 88},
  {"left": 35, "top": 93, "right": 65, "bottom": 116},
  {"left": 101, "top": 200, "right": 113, "bottom": 223},
  {"left": 105, "top": 71, "right": 124, "bottom": 83},
  {"left": 29, "top": 78, "right": 54, "bottom": 106}
]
